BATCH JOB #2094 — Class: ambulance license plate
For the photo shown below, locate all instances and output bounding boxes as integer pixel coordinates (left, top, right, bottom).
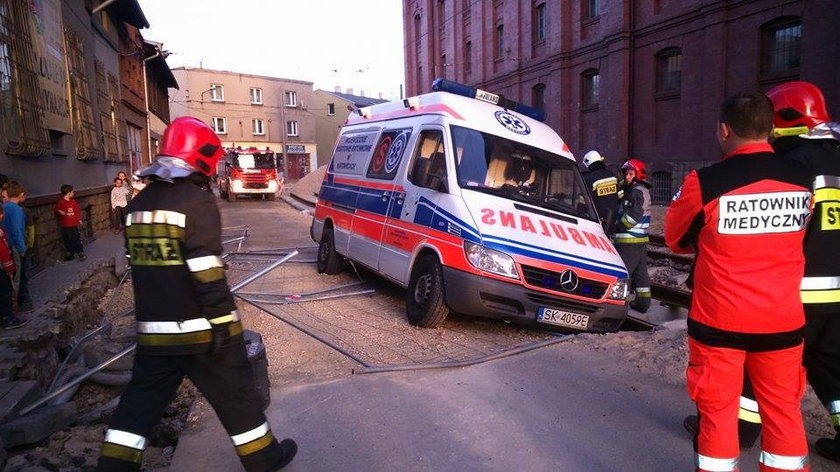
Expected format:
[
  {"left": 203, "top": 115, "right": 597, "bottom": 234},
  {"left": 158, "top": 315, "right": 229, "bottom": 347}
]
[{"left": 537, "top": 308, "right": 589, "bottom": 330}]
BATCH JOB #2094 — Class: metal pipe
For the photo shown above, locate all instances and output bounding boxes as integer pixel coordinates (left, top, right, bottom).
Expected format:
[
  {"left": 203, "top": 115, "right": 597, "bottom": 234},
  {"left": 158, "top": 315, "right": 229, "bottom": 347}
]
[
  {"left": 25, "top": 252, "right": 298, "bottom": 416},
  {"left": 236, "top": 281, "right": 366, "bottom": 299},
  {"left": 353, "top": 334, "right": 573, "bottom": 375},
  {"left": 19, "top": 345, "right": 136, "bottom": 416},
  {"left": 237, "top": 296, "right": 370, "bottom": 367},
  {"left": 239, "top": 289, "right": 374, "bottom": 305},
  {"left": 222, "top": 236, "right": 247, "bottom": 246},
  {"left": 91, "top": 0, "right": 116, "bottom": 14}
]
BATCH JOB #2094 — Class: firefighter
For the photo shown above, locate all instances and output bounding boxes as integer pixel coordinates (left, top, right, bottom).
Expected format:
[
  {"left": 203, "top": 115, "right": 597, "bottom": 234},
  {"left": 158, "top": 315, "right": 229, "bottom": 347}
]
[
  {"left": 582, "top": 150, "right": 619, "bottom": 235},
  {"left": 97, "top": 117, "right": 297, "bottom": 471},
  {"left": 666, "top": 92, "right": 811, "bottom": 472},
  {"left": 614, "top": 158, "right": 652, "bottom": 313}
]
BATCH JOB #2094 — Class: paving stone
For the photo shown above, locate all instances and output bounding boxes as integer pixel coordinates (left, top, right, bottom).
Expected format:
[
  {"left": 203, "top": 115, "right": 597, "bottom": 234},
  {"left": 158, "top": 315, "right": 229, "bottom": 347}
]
[{"left": 0, "top": 401, "right": 77, "bottom": 448}]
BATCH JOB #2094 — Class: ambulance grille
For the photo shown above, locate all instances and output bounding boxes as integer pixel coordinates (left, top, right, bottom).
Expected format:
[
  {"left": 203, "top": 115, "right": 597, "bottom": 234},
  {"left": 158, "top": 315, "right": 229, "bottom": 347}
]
[{"left": 521, "top": 265, "right": 609, "bottom": 300}]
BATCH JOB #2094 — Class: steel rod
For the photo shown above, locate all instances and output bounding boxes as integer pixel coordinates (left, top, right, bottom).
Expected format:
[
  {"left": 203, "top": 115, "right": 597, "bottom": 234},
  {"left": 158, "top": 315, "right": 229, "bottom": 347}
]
[
  {"left": 19, "top": 345, "right": 137, "bottom": 416},
  {"left": 353, "top": 334, "right": 572, "bottom": 375},
  {"left": 236, "top": 281, "right": 366, "bottom": 299},
  {"left": 241, "top": 289, "right": 375, "bottom": 305}
]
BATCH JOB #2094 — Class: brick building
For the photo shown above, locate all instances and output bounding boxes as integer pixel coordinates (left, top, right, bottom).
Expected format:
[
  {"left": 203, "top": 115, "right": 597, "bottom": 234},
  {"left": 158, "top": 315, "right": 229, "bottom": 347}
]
[
  {"left": 403, "top": 0, "right": 840, "bottom": 202},
  {"left": 169, "top": 68, "right": 317, "bottom": 180}
]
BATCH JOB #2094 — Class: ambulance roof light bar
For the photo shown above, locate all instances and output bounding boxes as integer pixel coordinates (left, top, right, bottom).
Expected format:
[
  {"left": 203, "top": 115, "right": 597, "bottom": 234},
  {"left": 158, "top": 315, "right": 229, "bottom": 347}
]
[{"left": 431, "top": 78, "right": 546, "bottom": 122}]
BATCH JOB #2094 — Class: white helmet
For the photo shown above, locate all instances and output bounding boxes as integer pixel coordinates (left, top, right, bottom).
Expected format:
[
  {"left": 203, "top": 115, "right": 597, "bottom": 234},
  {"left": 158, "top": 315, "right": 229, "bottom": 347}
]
[{"left": 582, "top": 150, "right": 604, "bottom": 168}]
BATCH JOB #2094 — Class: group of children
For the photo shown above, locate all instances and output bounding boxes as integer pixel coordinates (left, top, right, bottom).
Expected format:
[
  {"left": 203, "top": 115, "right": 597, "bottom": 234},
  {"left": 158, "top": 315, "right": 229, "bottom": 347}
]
[{"left": 0, "top": 171, "right": 134, "bottom": 330}]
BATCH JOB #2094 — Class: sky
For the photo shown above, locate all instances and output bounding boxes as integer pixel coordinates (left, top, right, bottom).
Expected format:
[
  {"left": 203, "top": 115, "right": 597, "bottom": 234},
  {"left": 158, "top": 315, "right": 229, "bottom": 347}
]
[{"left": 139, "top": 0, "right": 406, "bottom": 100}]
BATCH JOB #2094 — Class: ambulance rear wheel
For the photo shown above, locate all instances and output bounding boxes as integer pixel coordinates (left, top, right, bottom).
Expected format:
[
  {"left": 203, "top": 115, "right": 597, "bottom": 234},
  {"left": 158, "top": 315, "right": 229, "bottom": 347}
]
[
  {"left": 317, "top": 227, "right": 343, "bottom": 275},
  {"left": 406, "top": 255, "right": 450, "bottom": 328}
]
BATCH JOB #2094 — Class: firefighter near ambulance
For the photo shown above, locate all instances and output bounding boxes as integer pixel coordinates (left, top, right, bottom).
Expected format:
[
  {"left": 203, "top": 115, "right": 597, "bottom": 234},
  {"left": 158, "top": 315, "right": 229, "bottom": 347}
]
[
  {"left": 685, "top": 81, "right": 840, "bottom": 464},
  {"left": 613, "top": 158, "right": 652, "bottom": 313},
  {"left": 582, "top": 150, "right": 619, "bottom": 236},
  {"left": 97, "top": 117, "right": 297, "bottom": 471}
]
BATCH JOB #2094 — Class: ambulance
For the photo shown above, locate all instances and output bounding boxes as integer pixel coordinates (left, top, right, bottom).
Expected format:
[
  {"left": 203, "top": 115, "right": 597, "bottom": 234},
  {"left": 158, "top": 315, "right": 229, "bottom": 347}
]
[{"left": 311, "top": 79, "right": 629, "bottom": 333}]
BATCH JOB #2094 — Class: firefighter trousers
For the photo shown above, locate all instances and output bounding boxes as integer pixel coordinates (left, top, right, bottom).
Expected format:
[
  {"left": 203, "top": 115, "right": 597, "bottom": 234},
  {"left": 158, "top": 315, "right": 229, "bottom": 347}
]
[
  {"left": 687, "top": 338, "right": 809, "bottom": 472},
  {"left": 739, "top": 307, "right": 840, "bottom": 442},
  {"left": 97, "top": 337, "right": 286, "bottom": 471},
  {"left": 615, "top": 243, "right": 651, "bottom": 311}
]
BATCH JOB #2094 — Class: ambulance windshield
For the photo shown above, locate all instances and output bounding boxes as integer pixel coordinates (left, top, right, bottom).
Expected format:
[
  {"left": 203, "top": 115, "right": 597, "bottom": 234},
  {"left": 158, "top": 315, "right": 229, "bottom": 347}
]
[{"left": 451, "top": 125, "right": 597, "bottom": 221}]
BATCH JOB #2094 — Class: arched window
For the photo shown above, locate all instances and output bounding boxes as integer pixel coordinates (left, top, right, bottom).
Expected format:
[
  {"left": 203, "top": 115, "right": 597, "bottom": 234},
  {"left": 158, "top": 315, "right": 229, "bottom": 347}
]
[
  {"left": 464, "top": 41, "right": 472, "bottom": 78},
  {"left": 760, "top": 16, "right": 802, "bottom": 79},
  {"left": 534, "top": 3, "right": 547, "bottom": 43},
  {"left": 581, "top": 68, "right": 600, "bottom": 109},
  {"left": 655, "top": 47, "right": 682, "bottom": 96}
]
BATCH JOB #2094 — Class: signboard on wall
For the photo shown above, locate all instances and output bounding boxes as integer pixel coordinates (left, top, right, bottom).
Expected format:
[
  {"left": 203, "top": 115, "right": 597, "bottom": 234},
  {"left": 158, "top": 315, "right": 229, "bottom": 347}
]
[
  {"left": 30, "top": 0, "right": 70, "bottom": 133},
  {"left": 286, "top": 144, "right": 306, "bottom": 154}
]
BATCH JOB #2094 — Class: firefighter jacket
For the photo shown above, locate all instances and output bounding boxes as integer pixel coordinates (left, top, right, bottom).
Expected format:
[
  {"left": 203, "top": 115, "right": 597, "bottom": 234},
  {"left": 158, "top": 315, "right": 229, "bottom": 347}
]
[
  {"left": 665, "top": 143, "right": 813, "bottom": 348},
  {"left": 777, "top": 135, "right": 840, "bottom": 312},
  {"left": 583, "top": 162, "right": 619, "bottom": 234},
  {"left": 614, "top": 180, "right": 651, "bottom": 244},
  {"left": 124, "top": 176, "right": 238, "bottom": 355}
]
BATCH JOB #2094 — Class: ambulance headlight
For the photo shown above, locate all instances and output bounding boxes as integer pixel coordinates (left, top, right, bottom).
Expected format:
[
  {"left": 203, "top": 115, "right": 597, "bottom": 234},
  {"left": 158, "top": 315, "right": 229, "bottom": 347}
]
[
  {"left": 608, "top": 278, "right": 630, "bottom": 301},
  {"left": 464, "top": 242, "right": 519, "bottom": 279}
]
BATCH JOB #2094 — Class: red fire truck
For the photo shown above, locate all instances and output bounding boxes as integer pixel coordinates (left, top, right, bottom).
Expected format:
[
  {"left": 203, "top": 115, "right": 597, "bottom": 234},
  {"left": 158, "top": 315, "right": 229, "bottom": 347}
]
[{"left": 217, "top": 147, "right": 280, "bottom": 201}]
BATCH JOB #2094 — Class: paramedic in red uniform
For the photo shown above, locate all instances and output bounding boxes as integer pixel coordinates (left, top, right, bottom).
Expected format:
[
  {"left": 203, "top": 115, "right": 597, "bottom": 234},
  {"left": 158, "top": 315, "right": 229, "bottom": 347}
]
[
  {"left": 665, "top": 92, "right": 812, "bottom": 472},
  {"left": 97, "top": 117, "right": 297, "bottom": 471}
]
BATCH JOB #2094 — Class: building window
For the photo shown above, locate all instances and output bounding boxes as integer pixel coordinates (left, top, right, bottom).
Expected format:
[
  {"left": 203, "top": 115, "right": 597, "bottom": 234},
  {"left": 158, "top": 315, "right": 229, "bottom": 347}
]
[
  {"left": 585, "top": 0, "right": 600, "bottom": 19},
  {"left": 532, "top": 83, "right": 546, "bottom": 114},
  {"left": 582, "top": 69, "right": 600, "bottom": 109},
  {"left": 464, "top": 41, "right": 472, "bottom": 78},
  {"left": 761, "top": 17, "right": 802, "bottom": 79},
  {"left": 651, "top": 171, "right": 673, "bottom": 204},
  {"left": 287, "top": 120, "right": 298, "bottom": 136},
  {"left": 535, "top": 3, "right": 546, "bottom": 43},
  {"left": 250, "top": 87, "right": 263, "bottom": 105},
  {"left": 211, "top": 117, "right": 226, "bottom": 134},
  {"left": 495, "top": 24, "right": 504, "bottom": 60},
  {"left": 285, "top": 91, "right": 298, "bottom": 107},
  {"left": 441, "top": 53, "right": 447, "bottom": 78},
  {"left": 252, "top": 119, "right": 265, "bottom": 135},
  {"left": 656, "top": 48, "right": 682, "bottom": 96},
  {"left": 327, "top": 103, "right": 335, "bottom": 115},
  {"left": 210, "top": 84, "right": 224, "bottom": 102}
]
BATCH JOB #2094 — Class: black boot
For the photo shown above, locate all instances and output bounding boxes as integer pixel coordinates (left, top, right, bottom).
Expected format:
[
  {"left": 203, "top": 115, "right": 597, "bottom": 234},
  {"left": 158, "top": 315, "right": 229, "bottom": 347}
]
[
  {"left": 269, "top": 438, "right": 298, "bottom": 471},
  {"left": 629, "top": 296, "right": 651, "bottom": 313},
  {"left": 815, "top": 434, "right": 840, "bottom": 463}
]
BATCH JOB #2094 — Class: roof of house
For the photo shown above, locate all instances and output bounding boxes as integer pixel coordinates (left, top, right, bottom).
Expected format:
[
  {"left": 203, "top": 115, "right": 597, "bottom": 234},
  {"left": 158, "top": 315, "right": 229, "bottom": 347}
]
[{"left": 321, "top": 91, "right": 388, "bottom": 108}]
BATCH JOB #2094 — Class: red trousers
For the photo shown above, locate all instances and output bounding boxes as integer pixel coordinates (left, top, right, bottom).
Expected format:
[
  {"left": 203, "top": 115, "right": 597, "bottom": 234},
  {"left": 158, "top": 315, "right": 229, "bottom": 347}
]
[{"left": 687, "top": 338, "right": 809, "bottom": 472}]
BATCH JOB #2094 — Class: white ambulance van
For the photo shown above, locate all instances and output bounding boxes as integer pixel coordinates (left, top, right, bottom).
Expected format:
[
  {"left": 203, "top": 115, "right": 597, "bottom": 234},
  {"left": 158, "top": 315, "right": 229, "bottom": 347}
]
[{"left": 311, "top": 79, "right": 629, "bottom": 333}]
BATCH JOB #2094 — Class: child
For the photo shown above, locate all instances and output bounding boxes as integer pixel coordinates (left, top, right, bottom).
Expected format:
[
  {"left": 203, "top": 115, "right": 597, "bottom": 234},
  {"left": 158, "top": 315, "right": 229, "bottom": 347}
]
[
  {"left": 0, "top": 205, "right": 26, "bottom": 329},
  {"left": 110, "top": 177, "right": 128, "bottom": 233},
  {"left": 54, "top": 184, "right": 85, "bottom": 261},
  {"left": 2, "top": 181, "right": 33, "bottom": 312}
]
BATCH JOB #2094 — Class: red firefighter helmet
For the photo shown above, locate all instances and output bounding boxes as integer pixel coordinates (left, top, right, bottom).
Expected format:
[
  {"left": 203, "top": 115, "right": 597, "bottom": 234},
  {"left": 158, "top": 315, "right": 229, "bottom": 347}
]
[
  {"left": 158, "top": 116, "right": 224, "bottom": 176},
  {"left": 766, "top": 81, "right": 830, "bottom": 134},
  {"left": 621, "top": 158, "right": 647, "bottom": 181}
]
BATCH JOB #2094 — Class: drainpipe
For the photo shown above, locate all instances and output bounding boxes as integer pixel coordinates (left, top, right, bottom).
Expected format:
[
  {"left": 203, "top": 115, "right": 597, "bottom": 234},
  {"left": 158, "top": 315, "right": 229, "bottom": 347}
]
[
  {"left": 142, "top": 48, "right": 163, "bottom": 169},
  {"left": 627, "top": 0, "right": 637, "bottom": 157},
  {"left": 91, "top": 0, "right": 117, "bottom": 14}
]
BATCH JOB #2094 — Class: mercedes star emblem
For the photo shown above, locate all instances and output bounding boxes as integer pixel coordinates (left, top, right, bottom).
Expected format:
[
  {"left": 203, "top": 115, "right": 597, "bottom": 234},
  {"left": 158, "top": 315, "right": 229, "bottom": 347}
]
[{"left": 559, "top": 269, "right": 580, "bottom": 292}]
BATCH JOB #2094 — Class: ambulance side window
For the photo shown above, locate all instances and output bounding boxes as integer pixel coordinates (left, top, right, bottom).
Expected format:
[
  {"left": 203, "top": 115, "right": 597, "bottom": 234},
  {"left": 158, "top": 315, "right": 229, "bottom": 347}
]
[{"left": 408, "top": 130, "right": 448, "bottom": 193}]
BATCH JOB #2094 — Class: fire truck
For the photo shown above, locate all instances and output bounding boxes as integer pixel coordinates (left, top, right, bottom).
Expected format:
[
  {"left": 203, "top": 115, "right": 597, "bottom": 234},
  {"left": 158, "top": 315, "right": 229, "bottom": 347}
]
[{"left": 216, "top": 147, "right": 280, "bottom": 201}]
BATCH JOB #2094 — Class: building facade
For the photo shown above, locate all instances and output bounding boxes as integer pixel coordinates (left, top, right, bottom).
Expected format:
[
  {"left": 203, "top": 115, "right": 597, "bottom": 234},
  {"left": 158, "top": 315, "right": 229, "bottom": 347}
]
[
  {"left": 403, "top": 0, "right": 840, "bottom": 202},
  {"left": 311, "top": 88, "right": 387, "bottom": 168},
  {"left": 0, "top": 0, "right": 175, "bottom": 269},
  {"left": 169, "top": 68, "right": 317, "bottom": 180}
]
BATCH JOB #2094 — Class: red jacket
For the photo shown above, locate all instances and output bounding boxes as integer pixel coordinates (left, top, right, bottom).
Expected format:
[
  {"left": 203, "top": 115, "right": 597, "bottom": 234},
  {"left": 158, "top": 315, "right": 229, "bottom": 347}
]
[
  {"left": 665, "top": 143, "right": 812, "bottom": 346},
  {"left": 54, "top": 198, "right": 81, "bottom": 228},
  {"left": 0, "top": 228, "right": 14, "bottom": 276}
]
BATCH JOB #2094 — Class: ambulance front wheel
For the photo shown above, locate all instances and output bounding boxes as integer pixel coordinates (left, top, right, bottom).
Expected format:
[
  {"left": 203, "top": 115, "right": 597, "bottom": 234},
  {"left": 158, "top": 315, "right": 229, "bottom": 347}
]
[
  {"left": 406, "top": 255, "right": 450, "bottom": 328},
  {"left": 317, "top": 227, "right": 343, "bottom": 275}
]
